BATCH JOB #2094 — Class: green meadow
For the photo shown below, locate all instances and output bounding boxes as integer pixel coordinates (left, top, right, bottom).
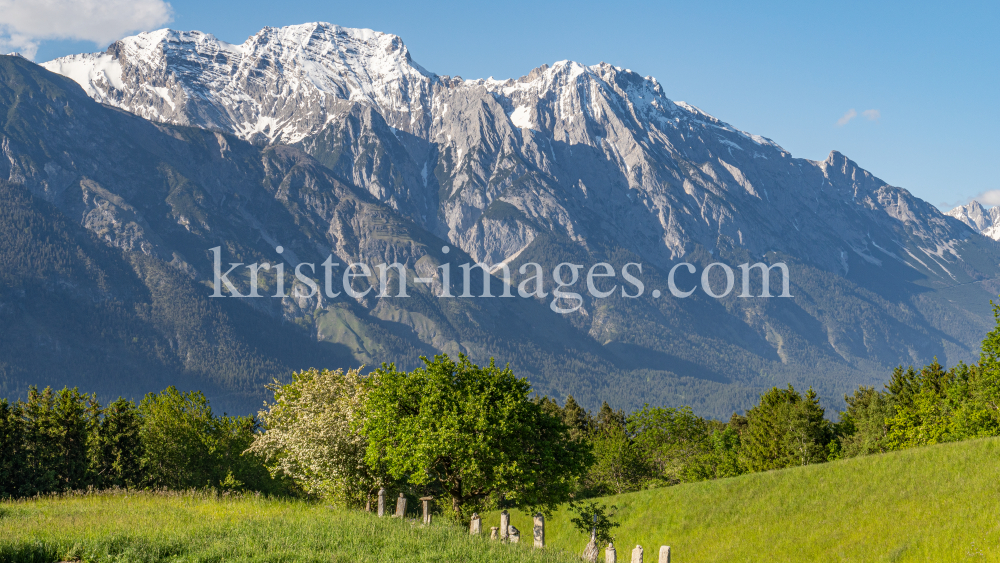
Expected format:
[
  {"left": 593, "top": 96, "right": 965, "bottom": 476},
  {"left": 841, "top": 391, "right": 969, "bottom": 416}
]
[
  {"left": 0, "top": 491, "right": 576, "bottom": 563},
  {"left": 4, "top": 436, "right": 999, "bottom": 562},
  {"left": 487, "top": 436, "right": 1000, "bottom": 562}
]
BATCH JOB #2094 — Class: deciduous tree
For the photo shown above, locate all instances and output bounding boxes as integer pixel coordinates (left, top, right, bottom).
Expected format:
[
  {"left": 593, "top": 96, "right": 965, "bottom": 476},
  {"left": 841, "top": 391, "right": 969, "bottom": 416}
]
[
  {"left": 249, "top": 367, "right": 372, "bottom": 504},
  {"left": 363, "top": 354, "right": 591, "bottom": 517}
]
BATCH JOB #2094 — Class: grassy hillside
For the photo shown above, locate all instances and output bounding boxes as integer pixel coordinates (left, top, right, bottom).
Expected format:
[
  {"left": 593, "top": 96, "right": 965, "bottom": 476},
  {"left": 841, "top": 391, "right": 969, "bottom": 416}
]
[
  {"left": 489, "top": 437, "right": 1000, "bottom": 562},
  {"left": 0, "top": 491, "right": 576, "bottom": 563},
  {"left": 3, "top": 438, "right": 999, "bottom": 562}
]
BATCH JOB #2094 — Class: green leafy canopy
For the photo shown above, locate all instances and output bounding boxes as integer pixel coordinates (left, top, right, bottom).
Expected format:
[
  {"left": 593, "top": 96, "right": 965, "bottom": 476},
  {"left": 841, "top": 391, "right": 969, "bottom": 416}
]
[{"left": 362, "top": 354, "right": 592, "bottom": 517}]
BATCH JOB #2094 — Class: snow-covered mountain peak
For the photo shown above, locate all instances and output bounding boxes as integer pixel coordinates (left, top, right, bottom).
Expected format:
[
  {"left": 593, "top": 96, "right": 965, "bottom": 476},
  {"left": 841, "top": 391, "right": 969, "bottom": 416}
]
[
  {"left": 41, "top": 22, "right": 784, "bottom": 152},
  {"left": 946, "top": 201, "right": 1000, "bottom": 240},
  {"left": 254, "top": 21, "right": 382, "bottom": 46},
  {"left": 42, "top": 22, "right": 436, "bottom": 143},
  {"left": 34, "top": 21, "right": 973, "bottom": 276},
  {"left": 118, "top": 28, "right": 233, "bottom": 62},
  {"left": 239, "top": 22, "right": 433, "bottom": 81}
]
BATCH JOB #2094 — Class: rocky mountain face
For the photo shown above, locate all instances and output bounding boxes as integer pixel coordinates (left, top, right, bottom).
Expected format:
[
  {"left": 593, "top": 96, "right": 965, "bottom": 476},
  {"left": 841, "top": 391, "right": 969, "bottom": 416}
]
[
  {"left": 946, "top": 201, "right": 1000, "bottom": 240},
  {"left": 4, "top": 23, "right": 998, "bottom": 417},
  {"left": 41, "top": 23, "right": 970, "bottom": 273},
  {"left": 0, "top": 53, "right": 619, "bottom": 414}
]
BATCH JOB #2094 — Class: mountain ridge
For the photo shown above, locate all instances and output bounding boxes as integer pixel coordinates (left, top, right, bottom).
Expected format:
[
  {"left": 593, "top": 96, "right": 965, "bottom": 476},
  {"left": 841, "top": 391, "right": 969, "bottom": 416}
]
[
  {"left": 44, "top": 23, "right": 968, "bottom": 276},
  {"left": 41, "top": 24, "right": 970, "bottom": 276},
  {"left": 0, "top": 23, "right": 995, "bottom": 417}
]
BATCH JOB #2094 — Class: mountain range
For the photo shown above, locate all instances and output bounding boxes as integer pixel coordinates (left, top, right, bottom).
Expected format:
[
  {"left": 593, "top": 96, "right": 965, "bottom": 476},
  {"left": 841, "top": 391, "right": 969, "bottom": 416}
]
[{"left": 1, "top": 22, "right": 996, "bottom": 418}]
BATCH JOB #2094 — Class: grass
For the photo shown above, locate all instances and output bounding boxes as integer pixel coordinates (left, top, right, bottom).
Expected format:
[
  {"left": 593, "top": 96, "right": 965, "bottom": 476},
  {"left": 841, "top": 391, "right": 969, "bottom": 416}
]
[
  {"left": 488, "top": 436, "right": 1000, "bottom": 562},
  {"left": 6, "top": 437, "right": 1000, "bottom": 562},
  {"left": 0, "top": 491, "right": 578, "bottom": 563}
]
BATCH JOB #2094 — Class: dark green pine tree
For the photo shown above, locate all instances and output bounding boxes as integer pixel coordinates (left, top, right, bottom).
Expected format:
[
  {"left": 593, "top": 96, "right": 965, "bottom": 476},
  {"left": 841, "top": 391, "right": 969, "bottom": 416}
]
[
  {"left": 0, "top": 399, "right": 24, "bottom": 499},
  {"left": 561, "top": 395, "right": 592, "bottom": 439},
  {"left": 595, "top": 401, "right": 626, "bottom": 430},
  {"left": 91, "top": 398, "right": 144, "bottom": 489},
  {"left": 50, "top": 387, "right": 96, "bottom": 490},
  {"left": 19, "top": 386, "right": 60, "bottom": 496},
  {"left": 536, "top": 396, "right": 563, "bottom": 421},
  {"left": 739, "top": 385, "right": 831, "bottom": 472}
]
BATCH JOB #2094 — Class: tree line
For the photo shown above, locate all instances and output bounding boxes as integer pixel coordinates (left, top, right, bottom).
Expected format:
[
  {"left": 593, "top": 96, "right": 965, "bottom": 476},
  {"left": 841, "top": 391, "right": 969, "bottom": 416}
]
[
  {"left": 556, "top": 304, "right": 1000, "bottom": 496},
  {"left": 0, "top": 386, "right": 292, "bottom": 499},
  {"left": 7, "top": 302, "right": 1000, "bottom": 516}
]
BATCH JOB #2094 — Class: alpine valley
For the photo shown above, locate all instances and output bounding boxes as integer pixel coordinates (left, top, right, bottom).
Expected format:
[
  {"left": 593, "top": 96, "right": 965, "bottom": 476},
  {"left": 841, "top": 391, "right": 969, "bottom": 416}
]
[{"left": 1, "top": 22, "right": 995, "bottom": 418}]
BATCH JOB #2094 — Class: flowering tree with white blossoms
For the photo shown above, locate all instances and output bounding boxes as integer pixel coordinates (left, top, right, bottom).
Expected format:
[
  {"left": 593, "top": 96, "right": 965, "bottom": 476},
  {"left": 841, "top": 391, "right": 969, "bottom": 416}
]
[{"left": 248, "top": 367, "right": 378, "bottom": 505}]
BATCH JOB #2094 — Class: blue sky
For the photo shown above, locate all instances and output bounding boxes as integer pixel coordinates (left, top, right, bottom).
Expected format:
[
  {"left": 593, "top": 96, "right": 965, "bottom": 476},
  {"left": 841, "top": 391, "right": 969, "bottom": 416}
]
[{"left": 13, "top": 0, "right": 1000, "bottom": 210}]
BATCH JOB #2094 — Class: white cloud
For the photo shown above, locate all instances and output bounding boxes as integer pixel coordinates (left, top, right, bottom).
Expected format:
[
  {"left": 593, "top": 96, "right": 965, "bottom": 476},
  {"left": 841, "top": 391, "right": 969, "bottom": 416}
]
[
  {"left": 971, "top": 190, "right": 1000, "bottom": 207},
  {"left": 836, "top": 108, "right": 857, "bottom": 127},
  {"left": 0, "top": 30, "right": 37, "bottom": 59},
  {"left": 836, "top": 108, "right": 881, "bottom": 127},
  {"left": 0, "top": 0, "right": 173, "bottom": 60}
]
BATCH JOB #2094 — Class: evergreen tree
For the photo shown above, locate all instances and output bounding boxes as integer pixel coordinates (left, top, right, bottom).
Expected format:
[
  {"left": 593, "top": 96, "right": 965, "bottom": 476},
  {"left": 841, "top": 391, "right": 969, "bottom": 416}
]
[
  {"left": 537, "top": 396, "right": 563, "bottom": 420},
  {"left": 50, "top": 387, "right": 96, "bottom": 490},
  {"left": 561, "top": 395, "right": 592, "bottom": 439},
  {"left": 973, "top": 301, "right": 1000, "bottom": 430},
  {"left": 886, "top": 365, "right": 921, "bottom": 410},
  {"left": 838, "top": 386, "right": 894, "bottom": 457},
  {"left": 883, "top": 361, "right": 981, "bottom": 449},
  {"left": 213, "top": 413, "right": 289, "bottom": 494},
  {"left": 0, "top": 399, "right": 23, "bottom": 499},
  {"left": 739, "top": 385, "right": 831, "bottom": 472},
  {"left": 19, "top": 386, "right": 60, "bottom": 495},
  {"left": 595, "top": 401, "right": 626, "bottom": 430},
  {"left": 91, "top": 398, "right": 143, "bottom": 488}
]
